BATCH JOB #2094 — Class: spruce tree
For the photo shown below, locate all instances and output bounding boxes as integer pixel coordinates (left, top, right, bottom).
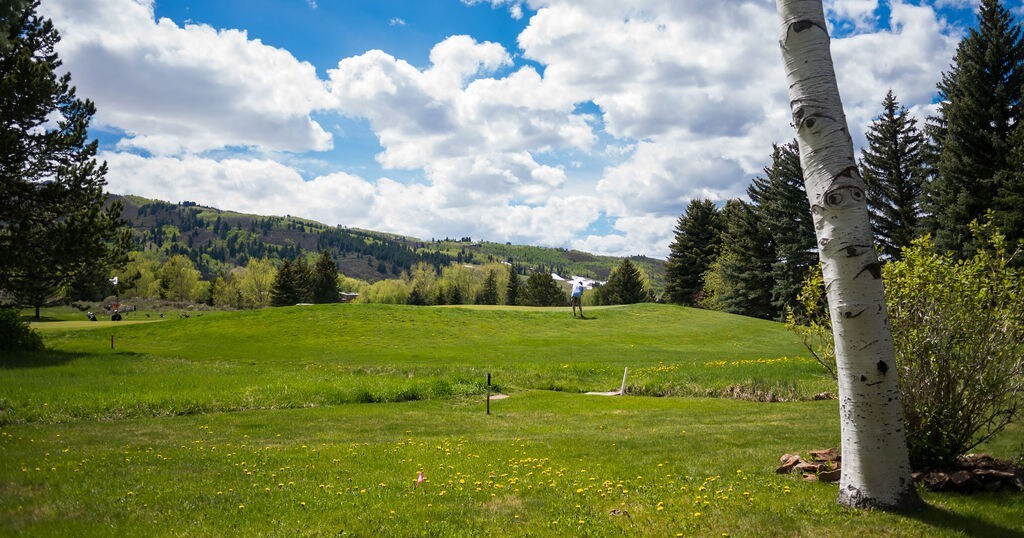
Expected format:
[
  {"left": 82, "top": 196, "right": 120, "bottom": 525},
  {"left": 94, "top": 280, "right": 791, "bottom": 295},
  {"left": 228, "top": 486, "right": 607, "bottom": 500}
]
[
  {"left": 0, "top": 1, "right": 30, "bottom": 50},
  {"left": 748, "top": 142, "right": 817, "bottom": 317},
  {"left": 926, "top": 0, "right": 1024, "bottom": 257},
  {"left": 995, "top": 124, "right": 1024, "bottom": 250},
  {"left": 311, "top": 250, "right": 340, "bottom": 303},
  {"left": 663, "top": 199, "right": 724, "bottom": 305},
  {"left": 860, "top": 90, "right": 925, "bottom": 260},
  {"left": 292, "top": 257, "right": 313, "bottom": 303},
  {"left": 504, "top": 264, "right": 521, "bottom": 306},
  {"left": 602, "top": 258, "right": 650, "bottom": 305},
  {"left": 475, "top": 269, "right": 499, "bottom": 305},
  {"left": 270, "top": 260, "right": 299, "bottom": 306},
  {"left": 714, "top": 200, "right": 776, "bottom": 319},
  {"left": 1, "top": 1, "right": 130, "bottom": 318},
  {"left": 523, "top": 272, "right": 566, "bottom": 307}
]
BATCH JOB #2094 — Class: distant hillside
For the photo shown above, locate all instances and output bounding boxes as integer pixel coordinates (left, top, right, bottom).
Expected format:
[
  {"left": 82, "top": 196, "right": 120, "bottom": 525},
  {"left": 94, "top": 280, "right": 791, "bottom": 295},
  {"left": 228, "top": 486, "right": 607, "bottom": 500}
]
[
  {"left": 114, "top": 195, "right": 666, "bottom": 290},
  {"left": 420, "top": 239, "right": 666, "bottom": 291}
]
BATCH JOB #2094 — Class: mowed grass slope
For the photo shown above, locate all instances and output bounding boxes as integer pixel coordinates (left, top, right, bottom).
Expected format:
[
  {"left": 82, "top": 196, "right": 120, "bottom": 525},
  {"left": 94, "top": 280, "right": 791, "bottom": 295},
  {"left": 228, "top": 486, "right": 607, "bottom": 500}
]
[
  {"left": 5, "top": 304, "right": 826, "bottom": 424},
  {"left": 1, "top": 304, "right": 1021, "bottom": 536}
]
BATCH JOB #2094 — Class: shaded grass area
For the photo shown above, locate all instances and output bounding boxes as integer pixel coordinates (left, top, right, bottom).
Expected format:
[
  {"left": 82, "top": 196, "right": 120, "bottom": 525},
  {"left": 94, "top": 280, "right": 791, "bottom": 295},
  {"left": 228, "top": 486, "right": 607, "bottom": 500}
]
[
  {"left": 3, "top": 304, "right": 831, "bottom": 424},
  {"left": 1, "top": 393, "right": 1020, "bottom": 536}
]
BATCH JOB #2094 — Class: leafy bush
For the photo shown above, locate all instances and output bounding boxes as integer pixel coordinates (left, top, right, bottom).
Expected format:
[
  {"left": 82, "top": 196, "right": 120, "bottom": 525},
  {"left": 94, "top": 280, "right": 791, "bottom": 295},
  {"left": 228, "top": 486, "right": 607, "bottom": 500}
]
[
  {"left": 785, "top": 268, "right": 835, "bottom": 380},
  {"left": 886, "top": 223, "right": 1023, "bottom": 468},
  {"left": 0, "top": 308, "right": 44, "bottom": 351},
  {"left": 789, "top": 218, "right": 1024, "bottom": 468}
]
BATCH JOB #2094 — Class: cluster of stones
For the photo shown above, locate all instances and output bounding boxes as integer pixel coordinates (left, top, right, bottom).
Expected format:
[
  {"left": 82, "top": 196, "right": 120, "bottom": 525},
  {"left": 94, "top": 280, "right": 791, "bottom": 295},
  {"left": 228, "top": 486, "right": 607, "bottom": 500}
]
[
  {"left": 776, "top": 448, "right": 841, "bottom": 482},
  {"left": 913, "top": 454, "right": 1024, "bottom": 493},
  {"left": 777, "top": 450, "right": 1024, "bottom": 493}
]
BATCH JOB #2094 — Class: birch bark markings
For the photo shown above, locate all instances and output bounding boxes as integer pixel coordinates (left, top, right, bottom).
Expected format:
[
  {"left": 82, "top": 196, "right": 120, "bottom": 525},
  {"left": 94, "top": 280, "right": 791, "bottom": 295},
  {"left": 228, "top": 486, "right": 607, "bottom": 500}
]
[{"left": 775, "top": 0, "right": 920, "bottom": 510}]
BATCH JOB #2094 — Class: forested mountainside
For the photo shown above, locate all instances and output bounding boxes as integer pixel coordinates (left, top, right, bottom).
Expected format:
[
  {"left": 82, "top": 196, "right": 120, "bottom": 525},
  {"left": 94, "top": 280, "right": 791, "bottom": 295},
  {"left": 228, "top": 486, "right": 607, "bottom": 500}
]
[{"left": 115, "top": 195, "right": 666, "bottom": 289}]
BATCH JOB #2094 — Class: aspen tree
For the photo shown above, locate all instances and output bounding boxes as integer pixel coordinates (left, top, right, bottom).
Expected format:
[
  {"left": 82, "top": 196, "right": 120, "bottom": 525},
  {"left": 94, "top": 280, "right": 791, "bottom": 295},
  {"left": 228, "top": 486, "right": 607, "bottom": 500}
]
[{"left": 775, "top": 0, "right": 920, "bottom": 510}]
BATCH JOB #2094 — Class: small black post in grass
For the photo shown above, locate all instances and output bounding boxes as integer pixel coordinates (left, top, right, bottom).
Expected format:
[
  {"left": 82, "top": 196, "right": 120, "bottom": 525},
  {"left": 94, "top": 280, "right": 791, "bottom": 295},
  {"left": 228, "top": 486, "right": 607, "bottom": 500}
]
[
  {"left": 486, "top": 373, "right": 491, "bottom": 415},
  {"left": 111, "top": 335, "right": 114, "bottom": 350}
]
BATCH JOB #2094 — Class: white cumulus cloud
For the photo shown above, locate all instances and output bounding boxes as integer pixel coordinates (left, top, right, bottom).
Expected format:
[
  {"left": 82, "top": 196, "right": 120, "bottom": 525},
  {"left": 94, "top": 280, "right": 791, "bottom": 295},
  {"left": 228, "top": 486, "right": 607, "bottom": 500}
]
[
  {"left": 39, "top": 0, "right": 971, "bottom": 259},
  {"left": 40, "top": 0, "right": 333, "bottom": 156}
]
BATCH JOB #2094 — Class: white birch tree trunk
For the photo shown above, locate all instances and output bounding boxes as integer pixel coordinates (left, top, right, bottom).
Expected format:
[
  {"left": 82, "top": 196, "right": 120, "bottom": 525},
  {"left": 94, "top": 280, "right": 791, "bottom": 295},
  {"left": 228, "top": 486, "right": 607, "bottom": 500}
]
[{"left": 775, "top": 0, "right": 920, "bottom": 510}]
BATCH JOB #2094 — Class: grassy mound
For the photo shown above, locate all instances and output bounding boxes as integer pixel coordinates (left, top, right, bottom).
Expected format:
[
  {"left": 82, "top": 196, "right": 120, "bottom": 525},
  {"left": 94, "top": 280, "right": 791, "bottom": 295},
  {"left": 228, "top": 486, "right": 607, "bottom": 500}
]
[{"left": 5, "top": 303, "right": 828, "bottom": 424}]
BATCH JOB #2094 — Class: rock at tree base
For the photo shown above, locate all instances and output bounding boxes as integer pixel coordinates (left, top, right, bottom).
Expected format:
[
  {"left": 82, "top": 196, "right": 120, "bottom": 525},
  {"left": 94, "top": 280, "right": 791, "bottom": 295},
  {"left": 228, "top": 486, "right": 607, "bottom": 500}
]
[
  {"left": 794, "top": 462, "right": 822, "bottom": 473},
  {"left": 818, "top": 468, "right": 841, "bottom": 482},
  {"left": 912, "top": 454, "right": 1024, "bottom": 493},
  {"left": 921, "top": 472, "right": 950, "bottom": 491},
  {"left": 808, "top": 448, "right": 840, "bottom": 462},
  {"left": 778, "top": 450, "right": 1023, "bottom": 493},
  {"left": 776, "top": 449, "right": 841, "bottom": 483},
  {"left": 776, "top": 454, "right": 802, "bottom": 474}
]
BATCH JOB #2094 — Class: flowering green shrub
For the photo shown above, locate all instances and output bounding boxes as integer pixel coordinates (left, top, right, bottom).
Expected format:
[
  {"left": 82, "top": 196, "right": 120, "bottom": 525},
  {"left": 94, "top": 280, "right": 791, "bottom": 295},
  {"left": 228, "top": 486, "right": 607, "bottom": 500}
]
[
  {"left": 886, "top": 221, "right": 1023, "bottom": 468},
  {"left": 790, "top": 217, "right": 1024, "bottom": 468}
]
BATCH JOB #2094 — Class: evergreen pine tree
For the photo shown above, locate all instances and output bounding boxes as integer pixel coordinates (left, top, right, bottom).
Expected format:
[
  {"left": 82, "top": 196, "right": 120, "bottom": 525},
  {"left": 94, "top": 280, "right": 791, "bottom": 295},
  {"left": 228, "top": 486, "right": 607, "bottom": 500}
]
[
  {"left": 0, "top": 1, "right": 30, "bottom": 51},
  {"left": 292, "top": 257, "right": 313, "bottom": 303},
  {"left": 995, "top": 123, "right": 1024, "bottom": 251},
  {"left": 714, "top": 200, "right": 776, "bottom": 319},
  {"left": 446, "top": 282, "right": 463, "bottom": 305},
  {"left": 504, "top": 264, "right": 521, "bottom": 306},
  {"left": 602, "top": 258, "right": 650, "bottom": 305},
  {"left": 1, "top": 1, "right": 130, "bottom": 318},
  {"left": 523, "top": 272, "right": 567, "bottom": 307},
  {"left": 926, "top": 0, "right": 1024, "bottom": 257},
  {"left": 311, "top": 250, "right": 340, "bottom": 303},
  {"left": 663, "top": 199, "right": 724, "bottom": 305},
  {"left": 270, "top": 260, "right": 299, "bottom": 306},
  {"left": 406, "top": 287, "right": 428, "bottom": 306},
  {"left": 748, "top": 142, "right": 817, "bottom": 317},
  {"left": 475, "top": 269, "right": 499, "bottom": 305},
  {"left": 860, "top": 90, "right": 925, "bottom": 260}
]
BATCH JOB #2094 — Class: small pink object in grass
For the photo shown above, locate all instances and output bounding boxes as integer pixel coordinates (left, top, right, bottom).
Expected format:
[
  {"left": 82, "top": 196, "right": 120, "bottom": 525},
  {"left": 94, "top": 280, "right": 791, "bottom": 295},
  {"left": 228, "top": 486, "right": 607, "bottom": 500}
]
[{"left": 414, "top": 471, "right": 425, "bottom": 487}]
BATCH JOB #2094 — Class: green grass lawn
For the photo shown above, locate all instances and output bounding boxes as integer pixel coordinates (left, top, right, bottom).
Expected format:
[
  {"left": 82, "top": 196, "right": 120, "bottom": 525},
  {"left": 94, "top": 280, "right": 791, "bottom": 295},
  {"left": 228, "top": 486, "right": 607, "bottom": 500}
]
[
  {"left": 7, "top": 303, "right": 828, "bottom": 424},
  {"left": 1, "top": 303, "right": 1021, "bottom": 536}
]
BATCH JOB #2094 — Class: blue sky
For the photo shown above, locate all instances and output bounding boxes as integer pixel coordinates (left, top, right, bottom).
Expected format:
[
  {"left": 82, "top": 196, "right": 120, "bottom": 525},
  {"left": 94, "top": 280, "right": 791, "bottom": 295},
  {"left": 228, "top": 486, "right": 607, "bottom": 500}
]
[{"left": 38, "top": 0, "right": 1016, "bottom": 258}]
